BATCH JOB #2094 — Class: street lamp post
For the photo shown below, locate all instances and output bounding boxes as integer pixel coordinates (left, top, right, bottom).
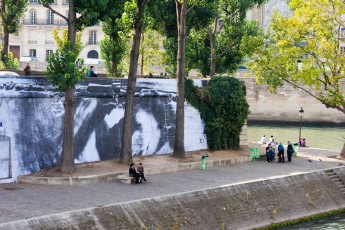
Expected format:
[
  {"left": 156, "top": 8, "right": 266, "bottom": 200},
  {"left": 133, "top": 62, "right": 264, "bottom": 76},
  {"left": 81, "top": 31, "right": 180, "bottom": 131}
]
[{"left": 298, "top": 107, "right": 304, "bottom": 142}]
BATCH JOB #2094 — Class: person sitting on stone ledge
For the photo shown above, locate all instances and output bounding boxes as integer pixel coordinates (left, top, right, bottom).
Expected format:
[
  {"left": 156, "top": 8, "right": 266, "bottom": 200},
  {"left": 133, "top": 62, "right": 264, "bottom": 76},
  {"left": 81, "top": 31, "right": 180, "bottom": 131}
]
[
  {"left": 87, "top": 66, "right": 98, "bottom": 77},
  {"left": 266, "top": 144, "right": 274, "bottom": 162},
  {"left": 258, "top": 134, "right": 267, "bottom": 144},
  {"left": 129, "top": 163, "right": 141, "bottom": 184},
  {"left": 137, "top": 162, "right": 147, "bottom": 181}
]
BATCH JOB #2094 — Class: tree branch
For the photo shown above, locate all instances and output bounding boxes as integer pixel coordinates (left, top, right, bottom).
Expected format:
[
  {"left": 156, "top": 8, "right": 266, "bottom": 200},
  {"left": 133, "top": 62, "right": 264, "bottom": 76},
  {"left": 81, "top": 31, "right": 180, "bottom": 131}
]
[
  {"left": 186, "top": 4, "right": 195, "bottom": 14},
  {"left": 212, "top": 18, "right": 218, "bottom": 35},
  {"left": 217, "top": 40, "right": 240, "bottom": 59},
  {"left": 39, "top": 0, "right": 68, "bottom": 22},
  {"left": 255, "top": 53, "right": 345, "bottom": 112},
  {"left": 282, "top": 78, "right": 324, "bottom": 102}
]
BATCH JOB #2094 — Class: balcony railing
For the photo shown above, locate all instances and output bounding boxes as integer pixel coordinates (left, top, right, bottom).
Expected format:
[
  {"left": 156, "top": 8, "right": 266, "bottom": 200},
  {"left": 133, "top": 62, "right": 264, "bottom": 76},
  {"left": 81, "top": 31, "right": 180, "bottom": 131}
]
[
  {"left": 88, "top": 41, "right": 100, "bottom": 45},
  {"left": 28, "top": 40, "right": 37, "bottom": 44},
  {"left": 22, "top": 18, "right": 68, "bottom": 26},
  {"left": 45, "top": 40, "right": 54, "bottom": 44},
  {"left": 30, "top": 1, "right": 57, "bottom": 4}
]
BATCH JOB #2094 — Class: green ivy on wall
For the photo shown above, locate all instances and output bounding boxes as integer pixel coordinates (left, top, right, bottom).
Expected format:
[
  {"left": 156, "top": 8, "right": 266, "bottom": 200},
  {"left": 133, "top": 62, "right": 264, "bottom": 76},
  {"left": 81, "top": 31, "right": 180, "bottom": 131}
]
[{"left": 185, "top": 76, "right": 249, "bottom": 150}]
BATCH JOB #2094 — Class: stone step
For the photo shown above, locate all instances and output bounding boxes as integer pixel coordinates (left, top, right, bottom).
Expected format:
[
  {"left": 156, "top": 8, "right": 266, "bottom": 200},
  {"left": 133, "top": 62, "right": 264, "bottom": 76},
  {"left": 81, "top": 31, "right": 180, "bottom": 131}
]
[
  {"left": 335, "top": 182, "right": 344, "bottom": 186},
  {"left": 330, "top": 176, "right": 339, "bottom": 179},
  {"left": 332, "top": 178, "right": 341, "bottom": 182}
]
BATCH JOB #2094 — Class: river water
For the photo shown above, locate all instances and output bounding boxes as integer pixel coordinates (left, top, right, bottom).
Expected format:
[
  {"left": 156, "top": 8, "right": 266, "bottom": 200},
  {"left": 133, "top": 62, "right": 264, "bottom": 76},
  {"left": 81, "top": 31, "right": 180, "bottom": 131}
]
[
  {"left": 281, "top": 212, "right": 345, "bottom": 229},
  {"left": 247, "top": 123, "right": 345, "bottom": 152},
  {"left": 248, "top": 123, "right": 345, "bottom": 228}
]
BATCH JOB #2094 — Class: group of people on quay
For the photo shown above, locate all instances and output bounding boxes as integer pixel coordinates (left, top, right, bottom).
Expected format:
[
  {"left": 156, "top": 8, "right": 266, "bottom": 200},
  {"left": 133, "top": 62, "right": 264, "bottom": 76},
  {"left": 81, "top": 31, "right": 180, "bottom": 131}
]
[{"left": 259, "top": 135, "right": 307, "bottom": 163}]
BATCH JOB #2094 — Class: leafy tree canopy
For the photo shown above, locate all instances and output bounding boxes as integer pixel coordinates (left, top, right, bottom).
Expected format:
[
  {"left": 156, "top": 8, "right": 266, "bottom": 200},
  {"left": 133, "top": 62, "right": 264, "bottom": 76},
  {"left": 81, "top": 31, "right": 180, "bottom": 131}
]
[
  {"left": 0, "top": 0, "right": 28, "bottom": 66},
  {"left": 249, "top": 0, "right": 345, "bottom": 114},
  {"left": 39, "top": 0, "right": 110, "bottom": 30},
  {"left": 149, "top": 0, "right": 217, "bottom": 76},
  {"left": 46, "top": 30, "right": 86, "bottom": 91},
  {"left": 190, "top": 0, "right": 265, "bottom": 77},
  {"left": 1, "top": 0, "right": 28, "bottom": 33},
  {"left": 100, "top": 0, "right": 130, "bottom": 77}
]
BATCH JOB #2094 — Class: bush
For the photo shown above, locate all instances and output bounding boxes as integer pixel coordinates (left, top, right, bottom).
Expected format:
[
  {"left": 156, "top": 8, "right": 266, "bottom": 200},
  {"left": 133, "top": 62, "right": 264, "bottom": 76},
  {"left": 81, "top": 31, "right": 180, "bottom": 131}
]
[
  {"left": 3, "top": 52, "right": 19, "bottom": 70},
  {"left": 185, "top": 76, "right": 249, "bottom": 150}
]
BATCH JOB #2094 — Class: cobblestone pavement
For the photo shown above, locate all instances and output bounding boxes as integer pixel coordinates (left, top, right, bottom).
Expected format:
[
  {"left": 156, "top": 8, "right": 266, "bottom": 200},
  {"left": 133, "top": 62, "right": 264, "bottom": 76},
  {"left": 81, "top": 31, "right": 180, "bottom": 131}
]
[
  {"left": 298, "top": 147, "right": 339, "bottom": 157},
  {"left": 0, "top": 150, "right": 343, "bottom": 224}
]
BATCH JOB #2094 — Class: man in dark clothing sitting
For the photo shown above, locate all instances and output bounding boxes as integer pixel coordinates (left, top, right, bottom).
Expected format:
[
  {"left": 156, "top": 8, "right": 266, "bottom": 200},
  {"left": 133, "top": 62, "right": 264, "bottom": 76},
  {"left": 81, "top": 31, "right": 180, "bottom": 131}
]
[{"left": 129, "top": 163, "right": 141, "bottom": 184}]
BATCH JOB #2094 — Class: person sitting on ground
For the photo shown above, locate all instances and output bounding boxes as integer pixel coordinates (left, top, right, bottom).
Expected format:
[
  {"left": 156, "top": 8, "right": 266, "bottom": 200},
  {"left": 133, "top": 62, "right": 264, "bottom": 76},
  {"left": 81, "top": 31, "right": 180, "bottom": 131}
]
[
  {"left": 300, "top": 138, "right": 307, "bottom": 147},
  {"left": 129, "top": 163, "right": 141, "bottom": 184},
  {"left": 137, "top": 162, "right": 147, "bottom": 181},
  {"left": 269, "top": 135, "right": 274, "bottom": 143},
  {"left": 87, "top": 66, "right": 98, "bottom": 77},
  {"left": 260, "top": 135, "right": 267, "bottom": 144}
]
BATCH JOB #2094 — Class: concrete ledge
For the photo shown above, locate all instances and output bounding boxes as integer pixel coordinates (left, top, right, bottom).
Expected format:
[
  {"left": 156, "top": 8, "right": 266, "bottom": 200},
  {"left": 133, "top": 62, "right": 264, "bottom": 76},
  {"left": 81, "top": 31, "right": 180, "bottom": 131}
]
[
  {"left": 5, "top": 167, "right": 345, "bottom": 230},
  {"left": 17, "top": 156, "right": 252, "bottom": 185}
]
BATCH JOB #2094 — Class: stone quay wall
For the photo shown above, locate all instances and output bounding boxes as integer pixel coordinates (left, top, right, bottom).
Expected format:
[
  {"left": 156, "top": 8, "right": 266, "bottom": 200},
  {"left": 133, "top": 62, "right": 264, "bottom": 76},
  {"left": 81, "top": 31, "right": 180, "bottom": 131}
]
[
  {"left": 0, "top": 76, "right": 248, "bottom": 181},
  {"left": 2, "top": 167, "right": 345, "bottom": 230},
  {"left": 236, "top": 70, "right": 345, "bottom": 124}
]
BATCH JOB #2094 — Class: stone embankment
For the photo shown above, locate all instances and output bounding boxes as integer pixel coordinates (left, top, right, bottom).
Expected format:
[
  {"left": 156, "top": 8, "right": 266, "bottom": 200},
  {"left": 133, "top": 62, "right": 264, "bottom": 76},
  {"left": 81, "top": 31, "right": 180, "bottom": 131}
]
[
  {"left": 2, "top": 167, "right": 345, "bottom": 230},
  {"left": 235, "top": 70, "right": 345, "bottom": 124}
]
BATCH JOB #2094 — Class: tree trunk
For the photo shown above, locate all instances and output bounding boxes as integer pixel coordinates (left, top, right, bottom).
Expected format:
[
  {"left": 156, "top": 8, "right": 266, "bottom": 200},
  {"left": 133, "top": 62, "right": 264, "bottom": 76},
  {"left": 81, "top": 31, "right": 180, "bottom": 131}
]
[
  {"left": 0, "top": 0, "right": 7, "bottom": 64},
  {"left": 60, "top": 85, "right": 75, "bottom": 174},
  {"left": 140, "top": 33, "right": 144, "bottom": 76},
  {"left": 112, "top": 61, "right": 118, "bottom": 78},
  {"left": 208, "top": 19, "right": 217, "bottom": 78},
  {"left": 2, "top": 27, "right": 9, "bottom": 64},
  {"left": 209, "top": 30, "right": 216, "bottom": 77},
  {"left": 338, "top": 142, "right": 345, "bottom": 159},
  {"left": 173, "top": 0, "right": 187, "bottom": 158},
  {"left": 119, "top": 0, "right": 146, "bottom": 164},
  {"left": 68, "top": 1, "right": 77, "bottom": 49},
  {"left": 60, "top": 1, "right": 77, "bottom": 174}
]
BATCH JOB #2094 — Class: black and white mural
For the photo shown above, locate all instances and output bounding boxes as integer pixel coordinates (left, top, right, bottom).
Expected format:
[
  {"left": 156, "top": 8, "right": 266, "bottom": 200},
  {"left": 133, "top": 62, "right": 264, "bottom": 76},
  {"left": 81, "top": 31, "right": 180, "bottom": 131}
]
[{"left": 0, "top": 77, "right": 207, "bottom": 181}]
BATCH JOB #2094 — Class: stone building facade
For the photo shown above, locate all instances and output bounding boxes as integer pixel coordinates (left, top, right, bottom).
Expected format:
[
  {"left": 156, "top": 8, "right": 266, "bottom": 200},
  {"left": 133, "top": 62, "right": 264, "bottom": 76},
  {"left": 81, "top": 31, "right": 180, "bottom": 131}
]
[{"left": 8, "top": 0, "right": 105, "bottom": 72}]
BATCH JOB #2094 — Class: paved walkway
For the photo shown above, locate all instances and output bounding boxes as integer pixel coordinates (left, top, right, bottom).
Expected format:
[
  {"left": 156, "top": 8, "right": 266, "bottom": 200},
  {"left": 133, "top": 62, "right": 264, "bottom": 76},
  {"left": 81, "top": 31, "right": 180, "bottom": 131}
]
[{"left": 0, "top": 147, "right": 343, "bottom": 225}]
